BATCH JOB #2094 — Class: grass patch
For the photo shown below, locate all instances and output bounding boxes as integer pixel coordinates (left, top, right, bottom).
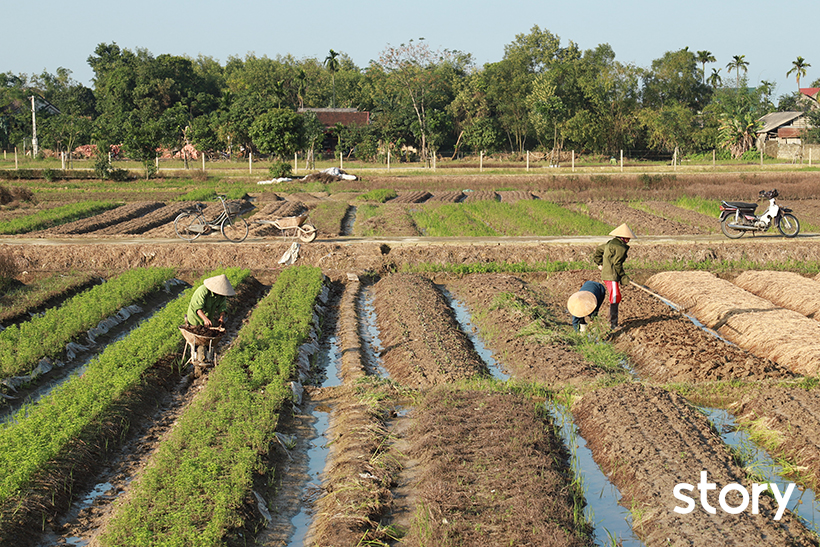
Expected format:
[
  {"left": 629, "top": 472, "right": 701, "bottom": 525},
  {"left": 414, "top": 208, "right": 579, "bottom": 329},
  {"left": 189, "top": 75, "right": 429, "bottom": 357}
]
[{"left": 358, "top": 188, "right": 397, "bottom": 203}]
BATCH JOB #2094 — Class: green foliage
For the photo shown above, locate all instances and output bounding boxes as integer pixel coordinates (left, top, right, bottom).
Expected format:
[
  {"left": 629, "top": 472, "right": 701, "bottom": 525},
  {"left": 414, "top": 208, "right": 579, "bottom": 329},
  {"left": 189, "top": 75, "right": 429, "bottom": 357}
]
[
  {"left": 410, "top": 200, "right": 612, "bottom": 237},
  {"left": 0, "top": 267, "right": 175, "bottom": 377},
  {"left": 177, "top": 188, "right": 216, "bottom": 201},
  {"left": 249, "top": 108, "right": 303, "bottom": 158},
  {"left": 358, "top": 188, "right": 397, "bottom": 203},
  {"left": 0, "top": 269, "right": 251, "bottom": 510},
  {"left": 268, "top": 159, "right": 293, "bottom": 179},
  {"left": 0, "top": 201, "right": 119, "bottom": 235},
  {"left": 100, "top": 267, "right": 323, "bottom": 546}
]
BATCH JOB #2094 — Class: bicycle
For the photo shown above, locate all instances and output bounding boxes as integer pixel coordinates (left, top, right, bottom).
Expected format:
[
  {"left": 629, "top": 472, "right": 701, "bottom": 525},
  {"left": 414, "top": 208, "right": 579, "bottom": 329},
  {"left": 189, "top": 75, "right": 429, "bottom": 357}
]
[{"left": 174, "top": 195, "right": 250, "bottom": 243}]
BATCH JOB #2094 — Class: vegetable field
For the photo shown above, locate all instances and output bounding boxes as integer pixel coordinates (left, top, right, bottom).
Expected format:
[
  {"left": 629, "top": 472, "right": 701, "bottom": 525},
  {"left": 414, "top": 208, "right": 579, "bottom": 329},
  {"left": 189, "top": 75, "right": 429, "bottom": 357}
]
[{"left": 4, "top": 172, "right": 820, "bottom": 545}]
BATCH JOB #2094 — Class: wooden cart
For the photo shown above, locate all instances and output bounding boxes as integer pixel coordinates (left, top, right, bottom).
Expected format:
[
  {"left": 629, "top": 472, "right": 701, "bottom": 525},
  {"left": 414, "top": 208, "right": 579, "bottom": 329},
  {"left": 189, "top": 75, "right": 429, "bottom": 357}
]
[{"left": 254, "top": 213, "right": 317, "bottom": 242}]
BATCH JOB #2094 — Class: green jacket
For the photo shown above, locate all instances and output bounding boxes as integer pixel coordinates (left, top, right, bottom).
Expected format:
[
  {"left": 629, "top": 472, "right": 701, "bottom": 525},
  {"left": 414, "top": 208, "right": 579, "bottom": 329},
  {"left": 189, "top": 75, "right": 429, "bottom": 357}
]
[
  {"left": 186, "top": 284, "right": 227, "bottom": 326},
  {"left": 592, "top": 237, "right": 630, "bottom": 284}
]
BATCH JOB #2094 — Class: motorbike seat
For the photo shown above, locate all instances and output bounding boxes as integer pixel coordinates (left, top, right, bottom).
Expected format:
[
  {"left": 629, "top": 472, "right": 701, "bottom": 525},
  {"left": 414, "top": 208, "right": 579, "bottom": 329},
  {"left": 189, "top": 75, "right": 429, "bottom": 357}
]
[{"left": 723, "top": 201, "right": 758, "bottom": 210}]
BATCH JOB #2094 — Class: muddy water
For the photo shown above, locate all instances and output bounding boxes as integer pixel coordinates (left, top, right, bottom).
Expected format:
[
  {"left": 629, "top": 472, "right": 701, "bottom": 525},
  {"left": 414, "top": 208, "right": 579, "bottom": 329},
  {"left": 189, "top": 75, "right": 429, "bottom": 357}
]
[
  {"left": 440, "top": 287, "right": 509, "bottom": 381},
  {"left": 286, "top": 405, "right": 331, "bottom": 547},
  {"left": 340, "top": 205, "right": 357, "bottom": 236},
  {"left": 548, "top": 401, "right": 643, "bottom": 546},
  {"left": 357, "top": 284, "right": 389, "bottom": 377},
  {"left": 703, "top": 407, "right": 820, "bottom": 534}
]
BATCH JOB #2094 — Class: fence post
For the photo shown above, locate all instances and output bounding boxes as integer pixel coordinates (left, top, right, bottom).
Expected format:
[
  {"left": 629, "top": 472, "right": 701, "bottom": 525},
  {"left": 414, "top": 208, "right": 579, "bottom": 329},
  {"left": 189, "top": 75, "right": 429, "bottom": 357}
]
[
  {"left": 202, "top": 153, "right": 206, "bottom": 172},
  {"left": 620, "top": 150, "right": 624, "bottom": 172},
  {"left": 15, "top": 147, "right": 18, "bottom": 169},
  {"left": 526, "top": 150, "right": 529, "bottom": 171},
  {"left": 388, "top": 148, "right": 391, "bottom": 171},
  {"left": 249, "top": 152, "right": 252, "bottom": 174},
  {"left": 480, "top": 150, "right": 484, "bottom": 172},
  {"left": 155, "top": 155, "right": 159, "bottom": 172},
  {"left": 713, "top": 149, "right": 716, "bottom": 168},
  {"left": 294, "top": 152, "right": 298, "bottom": 174},
  {"left": 340, "top": 151, "right": 343, "bottom": 170},
  {"left": 572, "top": 150, "right": 575, "bottom": 172}
]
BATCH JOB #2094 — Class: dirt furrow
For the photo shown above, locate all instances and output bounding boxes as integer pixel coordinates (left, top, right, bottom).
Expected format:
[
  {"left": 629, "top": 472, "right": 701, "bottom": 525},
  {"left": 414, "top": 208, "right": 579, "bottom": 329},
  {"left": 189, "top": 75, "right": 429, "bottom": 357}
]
[
  {"left": 574, "top": 383, "right": 817, "bottom": 546},
  {"left": 734, "top": 386, "right": 820, "bottom": 490},
  {"left": 402, "top": 386, "right": 592, "bottom": 547},
  {"left": 374, "top": 273, "right": 487, "bottom": 388}
]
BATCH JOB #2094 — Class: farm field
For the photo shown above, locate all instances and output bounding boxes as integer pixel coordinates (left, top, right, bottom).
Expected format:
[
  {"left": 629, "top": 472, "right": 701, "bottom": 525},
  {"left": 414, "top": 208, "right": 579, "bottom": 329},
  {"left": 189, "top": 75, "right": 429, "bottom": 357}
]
[{"left": 4, "top": 171, "right": 820, "bottom": 545}]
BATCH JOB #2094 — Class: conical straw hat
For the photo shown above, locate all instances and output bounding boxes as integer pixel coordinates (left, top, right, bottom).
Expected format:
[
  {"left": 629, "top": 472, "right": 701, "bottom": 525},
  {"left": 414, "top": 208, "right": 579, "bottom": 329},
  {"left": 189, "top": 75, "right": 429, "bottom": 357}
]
[
  {"left": 567, "top": 290, "right": 597, "bottom": 318},
  {"left": 609, "top": 223, "right": 636, "bottom": 239},
  {"left": 204, "top": 274, "right": 236, "bottom": 296}
]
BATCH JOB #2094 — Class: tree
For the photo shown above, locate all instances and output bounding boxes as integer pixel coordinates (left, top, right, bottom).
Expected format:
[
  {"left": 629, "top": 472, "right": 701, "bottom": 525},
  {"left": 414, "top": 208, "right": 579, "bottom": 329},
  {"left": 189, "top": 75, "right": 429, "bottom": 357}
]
[
  {"left": 786, "top": 56, "right": 811, "bottom": 91},
  {"left": 249, "top": 108, "right": 303, "bottom": 159},
  {"left": 707, "top": 68, "right": 723, "bottom": 89},
  {"left": 377, "top": 39, "right": 467, "bottom": 164},
  {"left": 324, "top": 49, "right": 340, "bottom": 108},
  {"left": 696, "top": 50, "right": 716, "bottom": 84},
  {"left": 726, "top": 55, "right": 749, "bottom": 89}
]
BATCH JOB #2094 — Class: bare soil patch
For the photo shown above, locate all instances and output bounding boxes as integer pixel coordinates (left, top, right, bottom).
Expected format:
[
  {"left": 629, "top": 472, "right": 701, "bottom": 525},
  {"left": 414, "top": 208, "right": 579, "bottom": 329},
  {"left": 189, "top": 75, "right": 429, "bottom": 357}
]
[
  {"left": 568, "top": 201, "right": 694, "bottom": 235},
  {"left": 389, "top": 191, "right": 432, "bottom": 204},
  {"left": 91, "top": 203, "right": 190, "bottom": 236},
  {"left": 498, "top": 190, "right": 535, "bottom": 202},
  {"left": 403, "top": 386, "right": 591, "bottom": 547},
  {"left": 33, "top": 202, "right": 165, "bottom": 236},
  {"left": 462, "top": 191, "right": 498, "bottom": 203},
  {"left": 575, "top": 382, "right": 817, "bottom": 546},
  {"left": 639, "top": 200, "right": 717, "bottom": 233},
  {"left": 426, "top": 191, "right": 464, "bottom": 203},
  {"left": 374, "top": 274, "right": 487, "bottom": 387}
]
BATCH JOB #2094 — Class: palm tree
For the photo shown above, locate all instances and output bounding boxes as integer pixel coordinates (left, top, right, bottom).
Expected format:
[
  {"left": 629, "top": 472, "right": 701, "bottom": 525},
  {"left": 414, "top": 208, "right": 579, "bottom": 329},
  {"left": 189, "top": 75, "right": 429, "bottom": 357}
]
[
  {"left": 786, "top": 56, "right": 811, "bottom": 91},
  {"left": 696, "top": 50, "right": 716, "bottom": 84},
  {"left": 726, "top": 55, "right": 749, "bottom": 89},
  {"left": 707, "top": 68, "right": 722, "bottom": 88},
  {"left": 324, "top": 49, "right": 340, "bottom": 108}
]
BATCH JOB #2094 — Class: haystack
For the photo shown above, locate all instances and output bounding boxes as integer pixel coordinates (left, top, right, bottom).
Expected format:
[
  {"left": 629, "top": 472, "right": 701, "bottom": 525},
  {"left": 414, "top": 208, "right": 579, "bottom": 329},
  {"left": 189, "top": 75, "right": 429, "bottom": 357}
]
[
  {"left": 647, "top": 271, "right": 820, "bottom": 375},
  {"left": 734, "top": 271, "right": 820, "bottom": 319}
]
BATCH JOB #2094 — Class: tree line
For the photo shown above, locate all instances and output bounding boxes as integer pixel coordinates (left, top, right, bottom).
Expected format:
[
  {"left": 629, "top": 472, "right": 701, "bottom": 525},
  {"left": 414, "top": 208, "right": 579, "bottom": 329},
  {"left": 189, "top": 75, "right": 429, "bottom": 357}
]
[{"left": 1, "top": 26, "right": 818, "bottom": 176}]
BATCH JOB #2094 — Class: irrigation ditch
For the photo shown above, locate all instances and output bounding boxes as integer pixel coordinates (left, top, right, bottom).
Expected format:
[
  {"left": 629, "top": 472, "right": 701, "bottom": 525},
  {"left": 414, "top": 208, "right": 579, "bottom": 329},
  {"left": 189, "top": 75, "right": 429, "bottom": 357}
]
[{"left": 5, "top": 265, "right": 820, "bottom": 545}]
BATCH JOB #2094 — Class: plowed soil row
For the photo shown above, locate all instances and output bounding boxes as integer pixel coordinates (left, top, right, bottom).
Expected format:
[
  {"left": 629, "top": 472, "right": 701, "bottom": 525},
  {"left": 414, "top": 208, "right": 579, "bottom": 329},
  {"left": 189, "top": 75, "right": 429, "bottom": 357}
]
[
  {"left": 92, "top": 202, "right": 191, "bottom": 236},
  {"left": 389, "top": 191, "right": 432, "bottom": 203},
  {"left": 402, "top": 386, "right": 591, "bottom": 547},
  {"left": 735, "top": 387, "right": 820, "bottom": 491},
  {"left": 444, "top": 274, "right": 607, "bottom": 387},
  {"left": 33, "top": 202, "right": 165, "bottom": 236},
  {"left": 373, "top": 274, "right": 487, "bottom": 387},
  {"left": 575, "top": 383, "right": 817, "bottom": 546},
  {"left": 568, "top": 201, "right": 695, "bottom": 235}
]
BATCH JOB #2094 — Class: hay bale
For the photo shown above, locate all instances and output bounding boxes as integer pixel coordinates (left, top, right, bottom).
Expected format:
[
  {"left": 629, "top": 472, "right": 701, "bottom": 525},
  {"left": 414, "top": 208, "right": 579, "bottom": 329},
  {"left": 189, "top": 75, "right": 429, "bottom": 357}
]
[
  {"left": 647, "top": 271, "right": 820, "bottom": 375},
  {"left": 734, "top": 271, "right": 820, "bottom": 319}
]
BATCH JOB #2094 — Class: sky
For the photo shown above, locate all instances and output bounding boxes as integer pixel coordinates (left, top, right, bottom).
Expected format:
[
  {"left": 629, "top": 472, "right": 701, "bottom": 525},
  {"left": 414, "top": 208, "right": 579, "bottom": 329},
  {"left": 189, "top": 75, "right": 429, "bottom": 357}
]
[{"left": 4, "top": 0, "right": 818, "bottom": 99}]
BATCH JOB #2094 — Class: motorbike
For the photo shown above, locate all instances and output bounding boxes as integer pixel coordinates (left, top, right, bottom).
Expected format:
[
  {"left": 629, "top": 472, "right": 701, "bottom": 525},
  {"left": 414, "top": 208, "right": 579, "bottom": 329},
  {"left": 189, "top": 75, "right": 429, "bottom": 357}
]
[{"left": 719, "top": 189, "right": 800, "bottom": 239}]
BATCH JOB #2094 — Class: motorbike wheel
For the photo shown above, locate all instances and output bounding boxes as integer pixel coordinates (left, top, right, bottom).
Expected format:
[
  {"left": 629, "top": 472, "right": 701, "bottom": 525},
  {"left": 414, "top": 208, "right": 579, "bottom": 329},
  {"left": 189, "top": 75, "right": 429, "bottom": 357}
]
[
  {"left": 174, "top": 212, "right": 203, "bottom": 241},
  {"left": 720, "top": 218, "right": 745, "bottom": 239},
  {"left": 777, "top": 214, "right": 800, "bottom": 238},
  {"left": 221, "top": 216, "right": 249, "bottom": 242},
  {"left": 299, "top": 224, "right": 317, "bottom": 243}
]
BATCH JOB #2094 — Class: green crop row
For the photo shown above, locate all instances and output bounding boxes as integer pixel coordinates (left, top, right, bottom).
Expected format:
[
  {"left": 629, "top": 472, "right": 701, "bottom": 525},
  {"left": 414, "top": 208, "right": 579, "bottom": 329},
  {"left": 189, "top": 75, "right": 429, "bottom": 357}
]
[
  {"left": 0, "top": 268, "right": 250, "bottom": 512},
  {"left": 410, "top": 200, "right": 612, "bottom": 237},
  {"left": 0, "top": 267, "right": 176, "bottom": 377},
  {"left": 0, "top": 200, "right": 120, "bottom": 234},
  {"left": 100, "top": 266, "right": 324, "bottom": 546}
]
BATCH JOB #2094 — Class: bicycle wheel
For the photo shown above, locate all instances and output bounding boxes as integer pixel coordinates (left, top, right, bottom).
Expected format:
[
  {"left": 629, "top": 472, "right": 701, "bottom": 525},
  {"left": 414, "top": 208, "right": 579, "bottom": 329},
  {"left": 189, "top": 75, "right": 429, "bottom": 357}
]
[
  {"left": 777, "top": 214, "right": 800, "bottom": 237},
  {"left": 175, "top": 212, "right": 205, "bottom": 241},
  {"left": 221, "top": 216, "right": 249, "bottom": 242}
]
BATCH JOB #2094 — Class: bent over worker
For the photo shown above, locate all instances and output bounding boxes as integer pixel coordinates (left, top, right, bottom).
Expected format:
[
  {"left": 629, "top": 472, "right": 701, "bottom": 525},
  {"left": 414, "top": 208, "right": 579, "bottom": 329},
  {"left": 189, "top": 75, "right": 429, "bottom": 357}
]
[
  {"left": 186, "top": 274, "right": 236, "bottom": 327},
  {"left": 592, "top": 223, "right": 635, "bottom": 329},
  {"left": 567, "top": 280, "right": 606, "bottom": 332}
]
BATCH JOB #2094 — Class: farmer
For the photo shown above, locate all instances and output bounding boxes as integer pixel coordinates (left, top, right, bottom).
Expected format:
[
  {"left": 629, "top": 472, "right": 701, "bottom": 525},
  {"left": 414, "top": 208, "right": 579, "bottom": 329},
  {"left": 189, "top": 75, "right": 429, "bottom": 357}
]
[
  {"left": 567, "top": 280, "right": 606, "bottom": 332},
  {"left": 186, "top": 274, "right": 235, "bottom": 327},
  {"left": 592, "top": 223, "right": 636, "bottom": 329}
]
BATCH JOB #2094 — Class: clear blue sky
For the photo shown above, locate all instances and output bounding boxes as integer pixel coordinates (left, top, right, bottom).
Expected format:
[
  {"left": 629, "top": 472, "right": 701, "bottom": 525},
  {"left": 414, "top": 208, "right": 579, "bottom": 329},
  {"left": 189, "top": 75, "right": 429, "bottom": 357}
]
[{"left": 4, "top": 0, "right": 817, "bottom": 99}]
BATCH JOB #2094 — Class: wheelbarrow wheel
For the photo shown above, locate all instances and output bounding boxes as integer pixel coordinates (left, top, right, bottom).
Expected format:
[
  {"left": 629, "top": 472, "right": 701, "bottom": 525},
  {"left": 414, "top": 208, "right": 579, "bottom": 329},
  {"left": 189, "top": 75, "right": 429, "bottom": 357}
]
[
  {"left": 174, "top": 212, "right": 203, "bottom": 241},
  {"left": 221, "top": 216, "right": 249, "bottom": 242},
  {"left": 299, "top": 224, "right": 317, "bottom": 243}
]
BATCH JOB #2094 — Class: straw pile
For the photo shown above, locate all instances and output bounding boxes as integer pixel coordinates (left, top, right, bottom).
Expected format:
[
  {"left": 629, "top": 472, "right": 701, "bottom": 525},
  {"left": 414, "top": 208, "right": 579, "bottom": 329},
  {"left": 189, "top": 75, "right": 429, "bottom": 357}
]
[
  {"left": 734, "top": 271, "right": 820, "bottom": 319},
  {"left": 647, "top": 271, "right": 820, "bottom": 375}
]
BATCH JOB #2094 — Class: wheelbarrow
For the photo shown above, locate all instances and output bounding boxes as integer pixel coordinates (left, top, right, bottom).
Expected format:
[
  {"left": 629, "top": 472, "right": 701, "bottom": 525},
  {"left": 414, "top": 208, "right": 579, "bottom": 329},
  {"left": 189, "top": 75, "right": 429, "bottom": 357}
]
[
  {"left": 179, "top": 325, "right": 225, "bottom": 369},
  {"left": 254, "top": 212, "right": 317, "bottom": 242}
]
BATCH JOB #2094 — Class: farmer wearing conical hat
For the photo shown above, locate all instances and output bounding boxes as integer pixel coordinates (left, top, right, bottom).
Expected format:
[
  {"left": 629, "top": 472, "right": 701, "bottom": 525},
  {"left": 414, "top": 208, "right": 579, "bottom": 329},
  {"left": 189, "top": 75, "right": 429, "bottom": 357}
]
[
  {"left": 592, "top": 223, "right": 635, "bottom": 329},
  {"left": 186, "top": 274, "right": 236, "bottom": 327},
  {"left": 568, "top": 280, "right": 606, "bottom": 332}
]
